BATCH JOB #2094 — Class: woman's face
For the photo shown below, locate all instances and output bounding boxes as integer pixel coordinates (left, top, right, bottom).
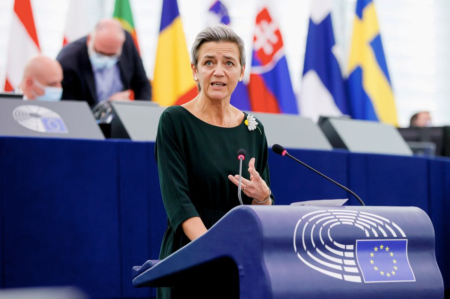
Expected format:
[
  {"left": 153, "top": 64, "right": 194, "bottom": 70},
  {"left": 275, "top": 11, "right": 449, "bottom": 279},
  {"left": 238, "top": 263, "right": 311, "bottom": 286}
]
[{"left": 192, "top": 41, "right": 245, "bottom": 102}]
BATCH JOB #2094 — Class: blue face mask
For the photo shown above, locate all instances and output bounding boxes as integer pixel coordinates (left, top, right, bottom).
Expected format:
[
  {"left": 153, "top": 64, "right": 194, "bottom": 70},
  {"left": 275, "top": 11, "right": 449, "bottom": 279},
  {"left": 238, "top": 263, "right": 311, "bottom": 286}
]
[
  {"left": 90, "top": 52, "right": 119, "bottom": 70},
  {"left": 34, "top": 80, "right": 62, "bottom": 102}
]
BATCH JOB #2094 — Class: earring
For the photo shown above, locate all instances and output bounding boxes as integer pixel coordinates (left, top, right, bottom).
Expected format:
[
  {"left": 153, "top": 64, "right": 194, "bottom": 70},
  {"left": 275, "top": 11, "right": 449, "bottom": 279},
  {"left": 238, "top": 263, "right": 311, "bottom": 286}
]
[
  {"left": 239, "top": 78, "right": 243, "bottom": 82},
  {"left": 194, "top": 76, "right": 198, "bottom": 82}
]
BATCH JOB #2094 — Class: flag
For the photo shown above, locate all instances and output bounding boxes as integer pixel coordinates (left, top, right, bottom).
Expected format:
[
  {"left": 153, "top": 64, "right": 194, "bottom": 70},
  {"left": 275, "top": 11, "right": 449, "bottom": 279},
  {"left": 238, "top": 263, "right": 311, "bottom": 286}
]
[
  {"left": 299, "top": 0, "right": 348, "bottom": 121},
  {"left": 153, "top": 0, "right": 197, "bottom": 106},
  {"left": 207, "top": 1, "right": 251, "bottom": 110},
  {"left": 4, "top": 0, "right": 40, "bottom": 92},
  {"left": 63, "top": 0, "right": 91, "bottom": 46},
  {"left": 356, "top": 239, "right": 415, "bottom": 282},
  {"left": 347, "top": 0, "right": 398, "bottom": 126},
  {"left": 248, "top": 7, "right": 298, "bottom": 114},
  {"left": 113, "top": 0, "right": 139, "bottom": 52},
  {"left": 207, "top": 0, "right": 230, "bottom": 26}
]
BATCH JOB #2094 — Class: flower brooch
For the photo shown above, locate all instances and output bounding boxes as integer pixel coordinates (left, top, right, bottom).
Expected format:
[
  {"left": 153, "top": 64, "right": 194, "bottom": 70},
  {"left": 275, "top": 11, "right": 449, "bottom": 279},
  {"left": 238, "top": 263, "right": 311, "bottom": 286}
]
[{"left": 245, "top": 114, "right": 261, "bottom": 134}]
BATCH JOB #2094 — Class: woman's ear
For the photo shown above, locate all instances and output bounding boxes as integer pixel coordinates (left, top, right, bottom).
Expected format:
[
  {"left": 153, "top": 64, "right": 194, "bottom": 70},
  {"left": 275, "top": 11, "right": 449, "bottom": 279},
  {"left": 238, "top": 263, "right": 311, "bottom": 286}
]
[
  {"left": 239, "top": 65, "right": 246, "bottom": 81},
  {"left": 191, "top": 62, "right": 198, "bottom": 82}
]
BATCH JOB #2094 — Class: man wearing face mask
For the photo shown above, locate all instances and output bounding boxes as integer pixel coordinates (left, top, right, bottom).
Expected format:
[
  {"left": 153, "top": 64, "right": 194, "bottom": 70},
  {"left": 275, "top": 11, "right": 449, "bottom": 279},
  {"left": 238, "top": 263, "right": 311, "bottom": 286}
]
[
  {"left": 56, "top": 18, "right": 151, "bottom": 107},
  {"left": 19, "top": 55, "right": 63, "bottom": 101}
]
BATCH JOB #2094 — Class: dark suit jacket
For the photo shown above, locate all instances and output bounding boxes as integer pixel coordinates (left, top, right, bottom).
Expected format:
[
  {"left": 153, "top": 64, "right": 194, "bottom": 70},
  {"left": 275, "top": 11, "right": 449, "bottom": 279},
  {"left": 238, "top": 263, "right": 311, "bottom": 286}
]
[{"left": 57, "top": 31, "right": 151, "bottom": 107}]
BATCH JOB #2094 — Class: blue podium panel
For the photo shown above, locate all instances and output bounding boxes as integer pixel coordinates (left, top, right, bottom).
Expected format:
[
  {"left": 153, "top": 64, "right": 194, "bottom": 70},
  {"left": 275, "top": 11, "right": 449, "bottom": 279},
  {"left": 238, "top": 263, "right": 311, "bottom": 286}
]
[
  {"left": 269, "top": 149, "right": 349, "bottom": 204},
  {"left": 428, "top": 158, "right": 450, "bottom": 289},
  {"left": 0, "top": 139, "right": 4, "bottom": 287},
  {"left": 1, "top": 137, "right": 449, "bottom": 297},
  {"left": 133, "top": 206, "right": 443, "bottom": 299},
  {"left": 117, "top": 141, "right": 165, "bottom": 298},
  {"left": 347, "top": 154, "right": 429, "bottom": 208},
  {"left": 0, "top": 137, "right": 122, "bottom": 298}
]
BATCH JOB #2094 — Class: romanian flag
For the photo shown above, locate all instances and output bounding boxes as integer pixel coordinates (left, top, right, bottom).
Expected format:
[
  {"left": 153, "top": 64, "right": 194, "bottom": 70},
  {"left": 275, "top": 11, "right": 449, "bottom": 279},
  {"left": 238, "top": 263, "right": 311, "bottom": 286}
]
[
  {"left": 347, "top": 0, "right": 398, "bottom": 126},
  {"left": 248, "top": 7, "right": 298, "bottom": 114},
  {"left": 113, "top": 0, "right": 139, "bottom": 52},
  {"left": 153, "top": 0, "right": 197, "bottom": 106}
]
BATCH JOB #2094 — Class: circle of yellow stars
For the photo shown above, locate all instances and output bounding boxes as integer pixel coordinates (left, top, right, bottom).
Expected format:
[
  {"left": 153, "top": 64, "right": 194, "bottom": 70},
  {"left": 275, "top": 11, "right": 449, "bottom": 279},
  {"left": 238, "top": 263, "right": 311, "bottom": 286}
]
[{"left": 369, "top": 244, "right": 398, "bottom": 277}]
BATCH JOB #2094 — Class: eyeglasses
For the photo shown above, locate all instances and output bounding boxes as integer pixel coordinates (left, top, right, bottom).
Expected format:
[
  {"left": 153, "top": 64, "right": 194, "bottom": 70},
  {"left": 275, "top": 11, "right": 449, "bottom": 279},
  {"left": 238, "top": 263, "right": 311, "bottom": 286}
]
[{"left": 88, "top": 41, "right": 121, "bottom": 59}]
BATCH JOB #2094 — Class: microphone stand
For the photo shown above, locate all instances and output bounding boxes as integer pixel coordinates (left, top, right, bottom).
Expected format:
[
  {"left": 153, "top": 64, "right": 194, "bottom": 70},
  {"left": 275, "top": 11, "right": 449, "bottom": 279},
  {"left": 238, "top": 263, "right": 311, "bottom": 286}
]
[
  {"left": 237, "top": 157, "right": 244, "bottom": 205},
  {"left": 284, "top": 152, "right": 365, "bottom": 206}
]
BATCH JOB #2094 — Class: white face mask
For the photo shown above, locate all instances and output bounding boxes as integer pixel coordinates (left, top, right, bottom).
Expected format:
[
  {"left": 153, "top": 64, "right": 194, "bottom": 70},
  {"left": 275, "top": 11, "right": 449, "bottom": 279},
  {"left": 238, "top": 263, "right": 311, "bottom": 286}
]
[
  {"left": 88, "top": 40, "right": 120, "bottom": 71},
  {"left": 33, "top": 80, "right": 62, "bottom": 102}
]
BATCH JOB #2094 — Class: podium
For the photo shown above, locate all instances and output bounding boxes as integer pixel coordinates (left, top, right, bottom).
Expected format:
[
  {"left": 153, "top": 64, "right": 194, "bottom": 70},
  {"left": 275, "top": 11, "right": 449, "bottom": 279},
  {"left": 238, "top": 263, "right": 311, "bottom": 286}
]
[{"left": 132, "top": 206, "right": 443, "bottom": 298}]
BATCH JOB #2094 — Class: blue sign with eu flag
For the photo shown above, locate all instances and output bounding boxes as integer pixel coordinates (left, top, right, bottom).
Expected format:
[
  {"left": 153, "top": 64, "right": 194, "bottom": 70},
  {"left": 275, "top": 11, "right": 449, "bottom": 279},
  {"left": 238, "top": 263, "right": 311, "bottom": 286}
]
[
  {"left": 41, "top": 118, "right": 68, "bottom": 134},
  {"left": 356, "top": 239, "right": 415, "bottom": 283}
]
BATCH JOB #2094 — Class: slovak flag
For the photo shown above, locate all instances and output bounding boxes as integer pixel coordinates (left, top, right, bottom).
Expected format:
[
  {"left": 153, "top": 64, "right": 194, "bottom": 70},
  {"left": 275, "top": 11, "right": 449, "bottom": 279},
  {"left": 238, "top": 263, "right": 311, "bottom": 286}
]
[
  {"left": 207, "top": 1, "right": 251, "bottom": 110},
  {"left": 248, "top": 7, "right": 298, "bottom": 114}
]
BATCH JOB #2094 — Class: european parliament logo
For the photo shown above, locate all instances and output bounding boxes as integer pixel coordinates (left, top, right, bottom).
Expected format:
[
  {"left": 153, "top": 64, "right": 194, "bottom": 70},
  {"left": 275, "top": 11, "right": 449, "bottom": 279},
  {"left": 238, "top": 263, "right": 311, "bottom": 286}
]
[
  {"left": 12, "top": 105, "right": 68, "bottom": 134},
  {"left": 356, "top": 239, "right": 415, "bottom": 283},
  {"left": 293, "top": 209, "right": 416, "bottom": 284}
]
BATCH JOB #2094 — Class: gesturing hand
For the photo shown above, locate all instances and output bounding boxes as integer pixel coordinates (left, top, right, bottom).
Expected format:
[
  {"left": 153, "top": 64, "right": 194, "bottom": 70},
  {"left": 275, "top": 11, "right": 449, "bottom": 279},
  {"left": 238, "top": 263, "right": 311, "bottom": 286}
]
[{"left": 228, "top": 157, "right": 271, "bottom": 205}]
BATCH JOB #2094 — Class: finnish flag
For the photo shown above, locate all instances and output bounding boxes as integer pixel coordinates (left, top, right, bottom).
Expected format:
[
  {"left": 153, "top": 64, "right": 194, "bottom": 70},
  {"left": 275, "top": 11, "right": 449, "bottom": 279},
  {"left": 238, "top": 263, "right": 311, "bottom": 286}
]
[{"left": 299, "top": 0, "right": 349, "bottom": 122}]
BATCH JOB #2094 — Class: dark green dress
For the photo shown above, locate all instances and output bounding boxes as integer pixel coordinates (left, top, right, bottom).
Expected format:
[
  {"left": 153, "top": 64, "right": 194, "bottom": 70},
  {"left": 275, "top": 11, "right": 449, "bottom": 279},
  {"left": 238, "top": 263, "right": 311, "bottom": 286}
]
[{"left": 155, "top": 106, "right": 273, "bottom": 299}]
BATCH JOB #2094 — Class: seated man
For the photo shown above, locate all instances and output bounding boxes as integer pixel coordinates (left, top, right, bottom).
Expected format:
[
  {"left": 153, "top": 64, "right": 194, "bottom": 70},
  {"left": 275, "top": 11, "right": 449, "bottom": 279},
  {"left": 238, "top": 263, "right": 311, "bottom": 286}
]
[
  {"left": 410, "top": 111, "right": 432, "bottom": 127},
  {"left": 57, "top": 18, "right": 151, "bottom": 107},
  {"left": 19, "top": 55, "right": 63, "bottom": 101}
]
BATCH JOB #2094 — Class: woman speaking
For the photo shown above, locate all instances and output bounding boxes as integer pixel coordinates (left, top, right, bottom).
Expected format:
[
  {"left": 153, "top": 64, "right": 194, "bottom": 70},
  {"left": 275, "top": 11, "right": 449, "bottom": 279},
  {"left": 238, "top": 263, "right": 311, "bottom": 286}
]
[{"left": 156, "top": 25, "right": 274, "bottom": 298}]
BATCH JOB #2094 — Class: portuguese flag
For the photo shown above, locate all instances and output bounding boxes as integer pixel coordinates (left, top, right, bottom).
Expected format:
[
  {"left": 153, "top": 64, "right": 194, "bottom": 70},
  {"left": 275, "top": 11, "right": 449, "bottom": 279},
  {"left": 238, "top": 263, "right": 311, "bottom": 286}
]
[{"left": 113, "top": 0, "right": 139, "bottom": 52}]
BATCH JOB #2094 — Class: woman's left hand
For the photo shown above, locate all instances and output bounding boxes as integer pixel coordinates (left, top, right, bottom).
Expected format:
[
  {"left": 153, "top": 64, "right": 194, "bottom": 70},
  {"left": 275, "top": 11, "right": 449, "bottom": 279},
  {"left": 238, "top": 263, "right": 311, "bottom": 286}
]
[{"left": 228, "top": 157, "right": 271, "bottom": 205}]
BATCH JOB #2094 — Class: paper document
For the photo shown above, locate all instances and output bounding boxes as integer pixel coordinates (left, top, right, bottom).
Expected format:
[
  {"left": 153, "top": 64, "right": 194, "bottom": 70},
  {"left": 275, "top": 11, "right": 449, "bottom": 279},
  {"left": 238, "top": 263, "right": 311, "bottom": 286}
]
[{"left": 290, "top": 199, "right": 348, "bottom": 206}]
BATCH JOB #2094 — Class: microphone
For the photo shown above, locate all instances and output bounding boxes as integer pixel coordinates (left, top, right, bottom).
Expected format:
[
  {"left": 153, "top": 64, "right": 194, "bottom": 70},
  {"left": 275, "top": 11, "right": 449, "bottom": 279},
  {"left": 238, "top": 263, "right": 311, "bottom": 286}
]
[
  {"left": 272, "top": 144, "right": 365, "bottom": 206},
  {"left": 237, "top": 149, "right": 246, "bottom": 205}
]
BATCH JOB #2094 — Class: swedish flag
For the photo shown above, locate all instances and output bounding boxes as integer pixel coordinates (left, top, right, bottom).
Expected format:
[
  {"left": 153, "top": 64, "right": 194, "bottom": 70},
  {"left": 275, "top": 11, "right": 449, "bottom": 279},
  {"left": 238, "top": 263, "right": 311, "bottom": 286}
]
[
  {"left": 347, "top": 0, "right": 398, "bottom": 126},
  {"left": 356, "top": 239, "right": 415, "bottom": 283}
]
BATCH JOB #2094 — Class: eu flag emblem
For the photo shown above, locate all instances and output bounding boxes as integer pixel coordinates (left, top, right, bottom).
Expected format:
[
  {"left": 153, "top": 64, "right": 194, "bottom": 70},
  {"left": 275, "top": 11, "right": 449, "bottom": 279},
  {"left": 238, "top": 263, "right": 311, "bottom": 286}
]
[
  {"left": 41, "top": 118, "right": 68, "bottom": 133},
  {"left": 356, "top": 239, "right": 415, "bottom": 283}
]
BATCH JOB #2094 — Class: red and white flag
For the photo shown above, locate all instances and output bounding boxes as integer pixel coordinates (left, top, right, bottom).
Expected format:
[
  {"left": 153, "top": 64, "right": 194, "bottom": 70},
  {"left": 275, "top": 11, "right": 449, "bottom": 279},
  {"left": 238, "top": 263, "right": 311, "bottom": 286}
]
[
  {"left": 63, "top": 0, "right": 91, "bottom": 46},
  {"left": 4, "top": 0, "right": 40, "bottom": 91}
]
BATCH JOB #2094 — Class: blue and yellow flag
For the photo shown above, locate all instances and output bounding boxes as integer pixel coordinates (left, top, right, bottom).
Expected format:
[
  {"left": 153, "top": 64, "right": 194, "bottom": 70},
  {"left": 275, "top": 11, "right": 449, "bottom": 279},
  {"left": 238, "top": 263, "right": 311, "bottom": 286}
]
[
  {"left": 153, "top": 0, "right": 197, "bottom": 106},
  {"left": 356, "top": 239, "right": 415, "bottom": 283},
  {"left": 347, "top": 0, "right": 398, "bottom": 126}
]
